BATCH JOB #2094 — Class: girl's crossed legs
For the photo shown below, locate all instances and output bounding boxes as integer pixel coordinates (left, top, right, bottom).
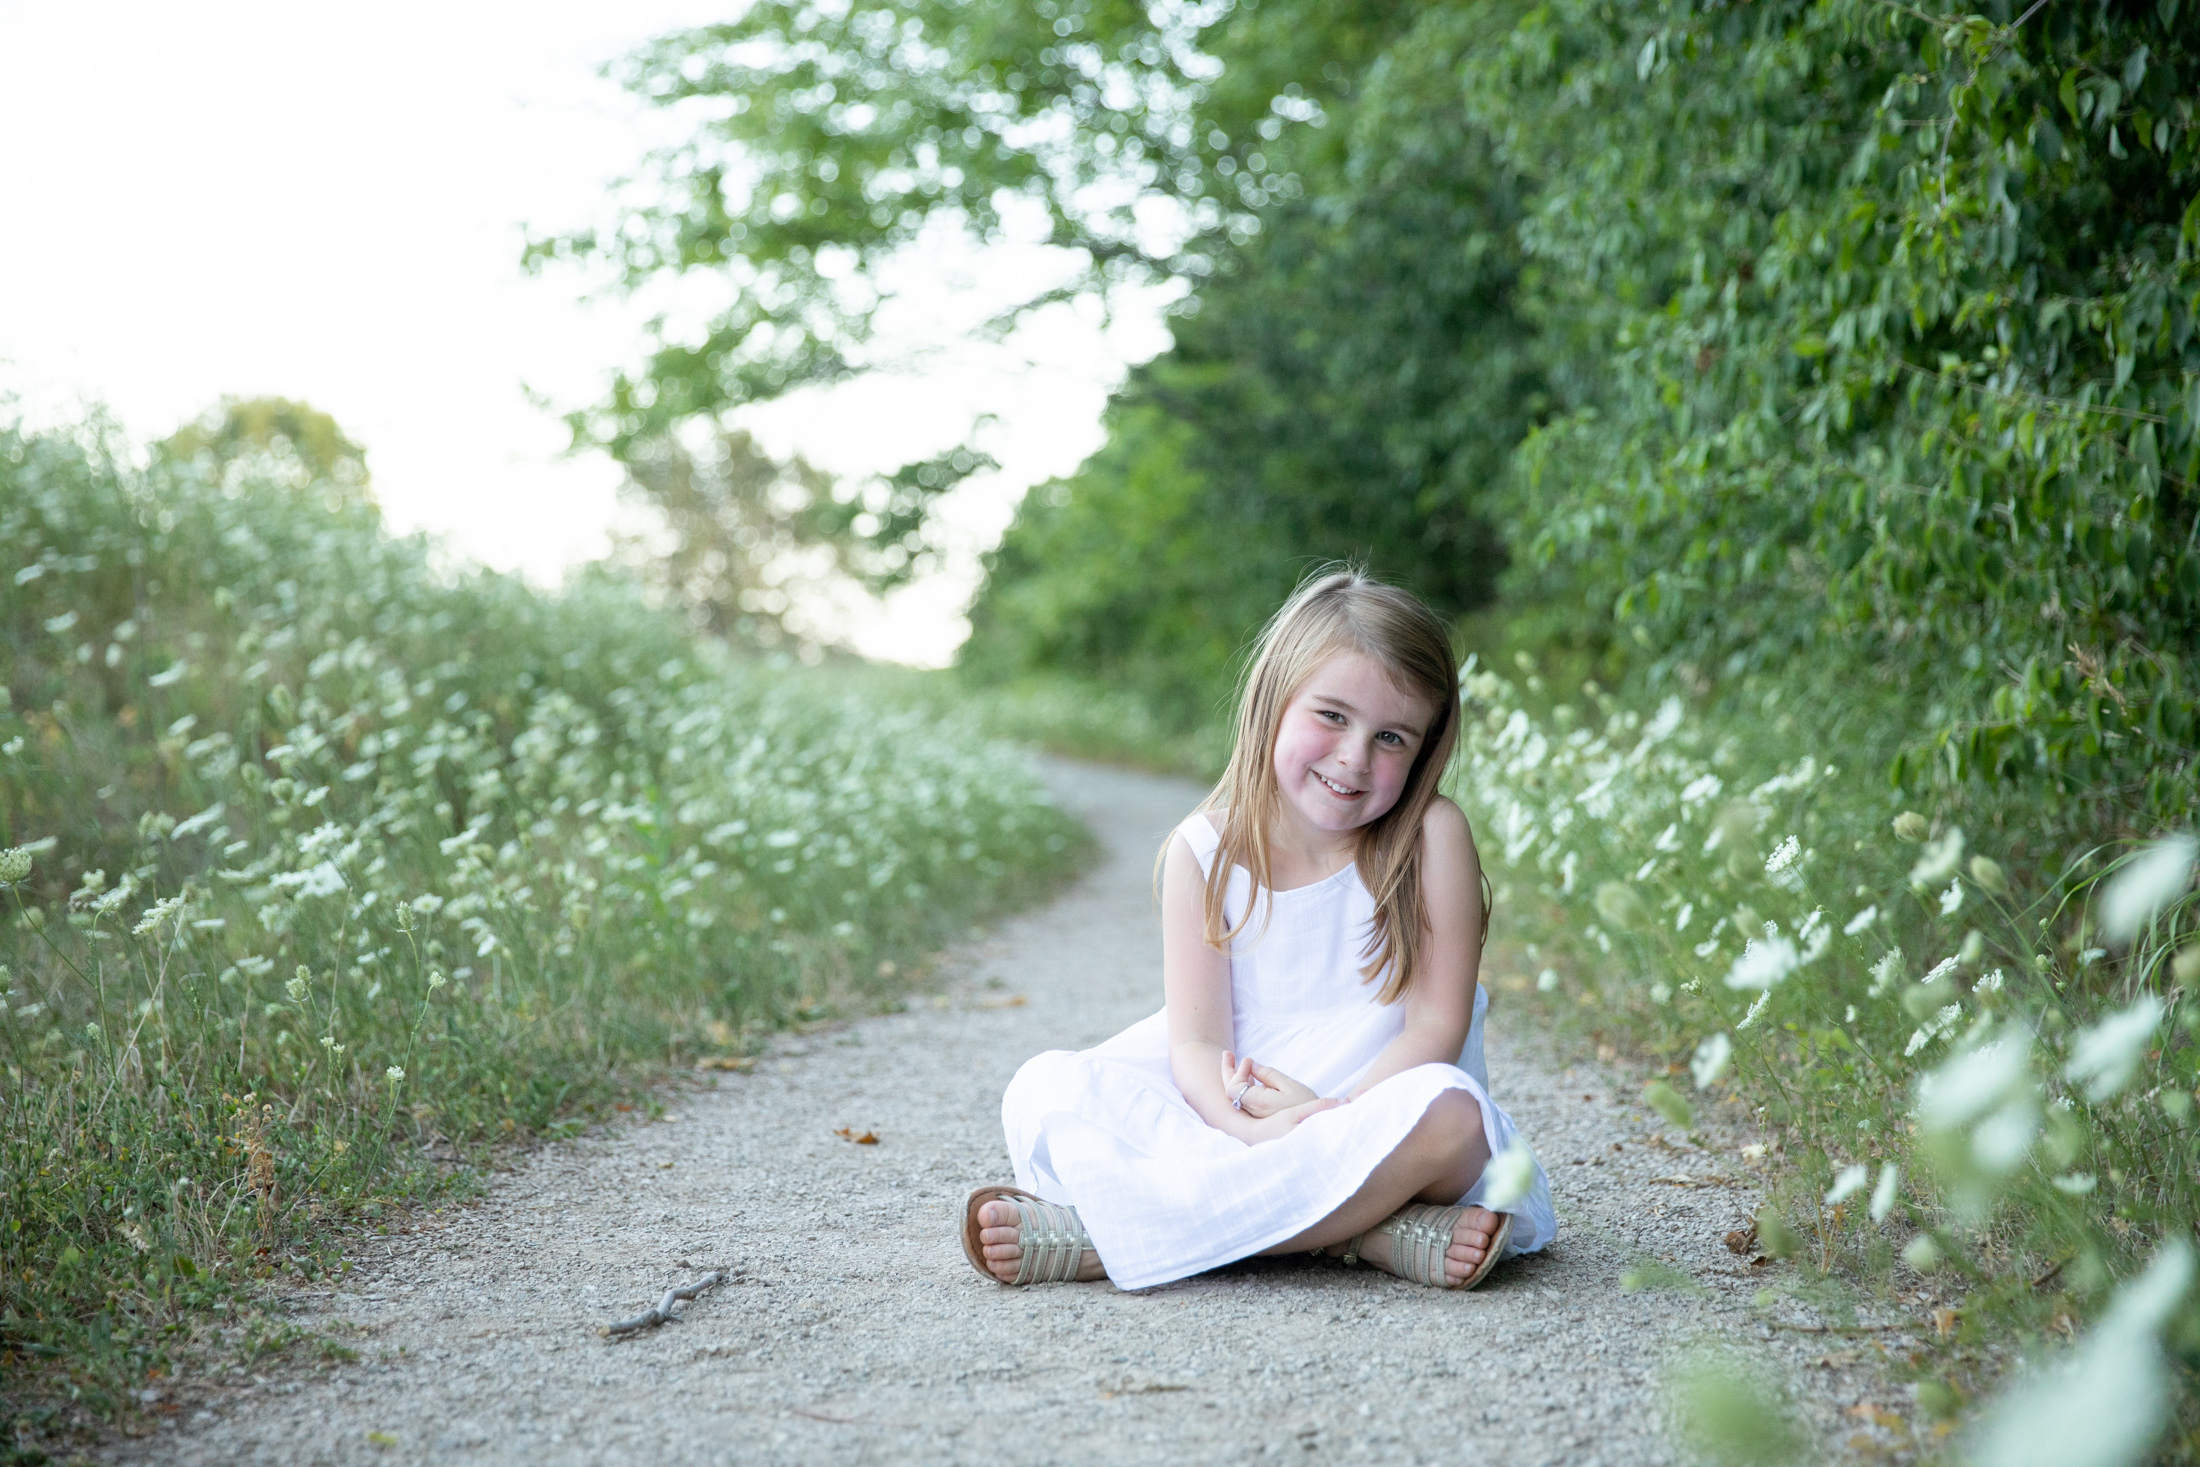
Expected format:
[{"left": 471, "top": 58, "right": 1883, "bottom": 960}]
[{"left": 975, "top": 1088, "right": 1500, "bottom": 1286}]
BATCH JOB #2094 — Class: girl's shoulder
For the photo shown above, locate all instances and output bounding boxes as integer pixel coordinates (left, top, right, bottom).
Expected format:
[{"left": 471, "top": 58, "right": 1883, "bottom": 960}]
[
  {"left": 1418, "top": 795, "right": 1481, "bottom": 879},
  {"left": 1421, "top": 793, "right": 1469, "bottom": 839}
]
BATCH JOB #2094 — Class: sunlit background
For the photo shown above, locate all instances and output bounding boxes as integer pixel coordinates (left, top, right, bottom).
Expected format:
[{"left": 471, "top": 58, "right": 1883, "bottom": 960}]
[{"left": 0, "top": 1, "right": 1169, "bottom": 664}]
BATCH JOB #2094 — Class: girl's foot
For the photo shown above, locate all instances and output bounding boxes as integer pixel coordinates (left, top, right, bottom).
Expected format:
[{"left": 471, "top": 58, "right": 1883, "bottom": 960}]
[
  {"left": 976, "top": 1199, "right": 1106, "bottom": 1283},
  {"left": 1355, "top": 1204, "right": 1506, "bottom": 1286}
]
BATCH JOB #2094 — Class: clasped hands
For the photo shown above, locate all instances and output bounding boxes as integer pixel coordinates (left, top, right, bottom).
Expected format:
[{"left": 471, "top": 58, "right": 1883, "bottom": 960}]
[{"left": 1220, "top": 1050, "right": 1343, "bottom": 1142}]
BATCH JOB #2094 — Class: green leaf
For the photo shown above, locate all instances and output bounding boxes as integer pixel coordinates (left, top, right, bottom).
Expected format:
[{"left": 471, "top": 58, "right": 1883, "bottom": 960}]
[
  {"left": 1754, "top": 1207, "right": 1801, "bottom": 1258},
  {"left": 1644, "top": 1081, "right": 1695, "bottom": 1130}
]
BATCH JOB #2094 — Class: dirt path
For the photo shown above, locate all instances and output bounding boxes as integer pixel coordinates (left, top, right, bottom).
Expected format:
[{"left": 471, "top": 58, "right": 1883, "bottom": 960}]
[{"left": 124, "top": 761, "right": 1914, "bottom": 1466}]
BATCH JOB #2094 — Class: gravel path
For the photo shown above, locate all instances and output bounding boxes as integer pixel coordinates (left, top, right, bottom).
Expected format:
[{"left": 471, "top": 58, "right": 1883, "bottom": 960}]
[{"left": 122, "top": 761, "right": 1918, "bottom": 1466}]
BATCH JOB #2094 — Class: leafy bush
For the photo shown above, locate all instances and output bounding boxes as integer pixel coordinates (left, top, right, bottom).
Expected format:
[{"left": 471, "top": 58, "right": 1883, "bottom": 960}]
[
  {"left": 0, "top": 417, "right": 1078, "bottom": 1407},
  {"left": 1472, "top": 0, "right": 2199, "bottom": 830}
]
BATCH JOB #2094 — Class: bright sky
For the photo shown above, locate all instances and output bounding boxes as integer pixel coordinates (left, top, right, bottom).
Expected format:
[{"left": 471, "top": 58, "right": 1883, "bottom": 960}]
[{"left": 0, "top": 2, "right": 1169, "bottom": 665}]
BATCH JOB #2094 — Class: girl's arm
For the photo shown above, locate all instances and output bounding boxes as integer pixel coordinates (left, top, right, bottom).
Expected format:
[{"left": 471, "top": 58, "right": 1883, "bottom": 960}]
[
  {"left": 1162, "top": 831, "right": 1339, "bottom": 1143},
  {"left": 1344, "top": 797, "right": 1486, "bottom": 1100}
]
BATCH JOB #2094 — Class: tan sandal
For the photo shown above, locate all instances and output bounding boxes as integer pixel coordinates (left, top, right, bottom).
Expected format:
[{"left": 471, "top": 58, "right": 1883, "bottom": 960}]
[
  {"left": 960, "top": 1185, "right": 1094, "bottom": 1285},
  {"left": 1330, "top": 1204, "right": 1513, "bottom": 1290}
]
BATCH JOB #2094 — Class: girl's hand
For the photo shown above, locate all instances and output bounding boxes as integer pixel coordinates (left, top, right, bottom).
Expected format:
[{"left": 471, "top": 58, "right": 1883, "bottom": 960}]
[
  {"left": 1242, "top": 1095, "right": 1344, "bottom": 1145},
  {"left": 1220, "top": 1051, "right": 1323, "bottom": 1120}
]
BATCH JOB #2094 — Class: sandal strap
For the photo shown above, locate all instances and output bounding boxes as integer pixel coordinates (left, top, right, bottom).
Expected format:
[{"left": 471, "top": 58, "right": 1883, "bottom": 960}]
[
  {"left": 1369, "top": 1203, "right": 1467, "bottom": 1288},
  {"left": 1010, "top": 1196, "right": 1091, "bottom": 1285}
]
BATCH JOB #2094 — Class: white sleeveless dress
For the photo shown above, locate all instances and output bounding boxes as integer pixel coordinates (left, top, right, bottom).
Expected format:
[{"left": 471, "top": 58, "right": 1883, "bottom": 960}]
[{"left": 1001, "top": 811, "right": 1556, "bottom": 1290}]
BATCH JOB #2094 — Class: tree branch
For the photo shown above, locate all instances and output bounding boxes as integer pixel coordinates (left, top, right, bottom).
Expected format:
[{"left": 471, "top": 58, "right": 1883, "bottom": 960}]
[{"left": 599, "top": 1269, "right": 733, "bottom": 1339}]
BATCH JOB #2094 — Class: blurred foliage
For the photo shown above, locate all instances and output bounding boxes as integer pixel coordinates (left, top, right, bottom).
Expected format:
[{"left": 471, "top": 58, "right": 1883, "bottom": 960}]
[
  {"left": 158, "top": 397, "right": 370, "bottom": 508},
  {"left": 1457, "top": 660, "right": 2198, "bottom": 1461},
  {"left": 611, "top": 428, "right": 995, "bottom": 648},
  {"left": 0, "top": 412, "right": 1078, "bottom": 1419},
  {"left": 1666, "top": 1347, "right": 1807, "bottom": 1467}
]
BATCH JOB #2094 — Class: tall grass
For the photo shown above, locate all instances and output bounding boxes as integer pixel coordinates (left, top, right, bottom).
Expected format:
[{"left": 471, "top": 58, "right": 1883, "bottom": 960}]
[
  {"left": 0, "top": 419, "right": 1080, "bottom": 1412},
  {"left": 1451, "top": 655, "right": 2199, "bottom": 1457}
]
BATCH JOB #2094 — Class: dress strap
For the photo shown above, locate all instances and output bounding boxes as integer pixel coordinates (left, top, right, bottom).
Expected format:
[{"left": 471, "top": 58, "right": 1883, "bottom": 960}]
[{"left": 1174, "top": 810, "right": 1223, "bottom": 878}]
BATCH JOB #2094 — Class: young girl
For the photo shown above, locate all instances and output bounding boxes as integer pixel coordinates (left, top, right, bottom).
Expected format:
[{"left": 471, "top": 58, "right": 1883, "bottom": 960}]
[{"left": 960, "top": 570, "right": 1555, "bottom": 1291}]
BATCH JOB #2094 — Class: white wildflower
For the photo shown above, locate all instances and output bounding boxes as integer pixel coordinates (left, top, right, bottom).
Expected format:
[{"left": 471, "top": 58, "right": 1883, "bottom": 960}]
[
  {"left": 1679, "top": 774, "right": 1722, "bottom": 806},
  {"left": 1909, "top": 827, "right": 1965, "bottom": 888},
  {"left": 2052, "top": 1173, "right": 2097, "bottom": 1195},
  {"left": 385, "top": 1066, "right": 405, "bottom": 1082},
  {"left": 1536, "top": 969, "right": 1558, "bottom": 992},
  {"left": 1967, "top": 1240, "right": 2192, "bottom": 1467},
  {"left": 0, "top": 847, "right": 31, "bottom": 885},
  {"left": 131, "top": 896, "right": 185, "bottom": 937},
  {"left": 2100, "top": 834, "right": 2197, "bottom": 944},
  {"left": 1825, "top": 1164, "right": 1868, "bottom": 1206},
  {"left": 1843, "top": 905, "right": 1878, "bottom": 936},
  {"left": 1736, "top": 991, "right": 1771, "bottom": 1031},
  {"left": 2064, "top": 996, "right": 2164, "bottom": 1103},
  {"left": 1723, "top": 936, "right": 1800, "bottom": 991},
  {"left": 1674, "top": 901, "right": 1694, "bottom": 932},
  {"left": 1918, "top": 1028, "right": 2031, "bottom": 1132},
  {"left": 1797, "top": 908, "right": 1830, "bottom": 964},
  {"left": 1940, "top": 879, "right": 1964, "bottom": 914},
  {"left": 1905, "top": 1004, "right": 1963, "bottom": 1056},
  {"left": 1869, "top": 948, "right": 1903, "bottom": 994},
  {"left": 1480, "top": 1139, "right": 1539, "bottom": 1211},
  {"left": 1765, "top": 836, "right": 1801, "bottom": 875},
  {"left": 1691, "top": 1032, "right": 1732, "bottom": 1089},
  {"left": 1903, "top": 1235, "right": 1943, "bottom": 1271},
  {"left": 1975, "top": 968, "right": 2004, "bottom": 995},
  {"left": 1870, "top": 1163, "right": 1900, "bottom": 1221}
]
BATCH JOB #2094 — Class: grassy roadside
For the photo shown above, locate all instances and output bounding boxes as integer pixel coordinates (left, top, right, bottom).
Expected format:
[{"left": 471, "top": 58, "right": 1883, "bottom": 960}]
[
  {"left": 0, "top": 419, "right": 1085, "bottom": 1437},
  {"left": 1449, "top": 656, "right": 2199, "bottom": 1459},
  {"left": 831, "top": 664, "right": 1228, "bottom": 780}
]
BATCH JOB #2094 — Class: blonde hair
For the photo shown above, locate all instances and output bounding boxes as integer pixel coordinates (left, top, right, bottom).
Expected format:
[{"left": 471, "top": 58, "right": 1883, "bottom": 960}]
[{"left": 1190, "top": 568, "right": 1475, "bottom": 1003}]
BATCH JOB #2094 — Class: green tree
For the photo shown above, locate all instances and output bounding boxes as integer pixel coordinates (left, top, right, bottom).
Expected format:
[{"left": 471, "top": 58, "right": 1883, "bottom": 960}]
[{"left": 614, "top": 428, "right": 992, "bottom": 647}]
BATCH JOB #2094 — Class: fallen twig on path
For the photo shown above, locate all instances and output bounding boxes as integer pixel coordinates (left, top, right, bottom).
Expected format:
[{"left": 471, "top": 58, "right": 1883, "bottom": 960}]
[{"left": 600, "top": 1270, "right": 732, "bottom": 1339}]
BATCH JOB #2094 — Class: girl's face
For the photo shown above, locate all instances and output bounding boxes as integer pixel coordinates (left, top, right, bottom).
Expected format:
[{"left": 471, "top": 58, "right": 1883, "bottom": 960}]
[{"left": 1270, "top": 650, "right": 1436, "bottom": 841}]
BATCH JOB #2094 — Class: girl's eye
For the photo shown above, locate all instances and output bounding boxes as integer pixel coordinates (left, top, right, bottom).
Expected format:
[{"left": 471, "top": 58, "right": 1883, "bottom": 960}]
[
  {"left": 1377, "top": 731, "right": 1404, "bottom": 746},
  {"left": 1320, "top": 710, "right": 1345, "bottom": 724}
]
